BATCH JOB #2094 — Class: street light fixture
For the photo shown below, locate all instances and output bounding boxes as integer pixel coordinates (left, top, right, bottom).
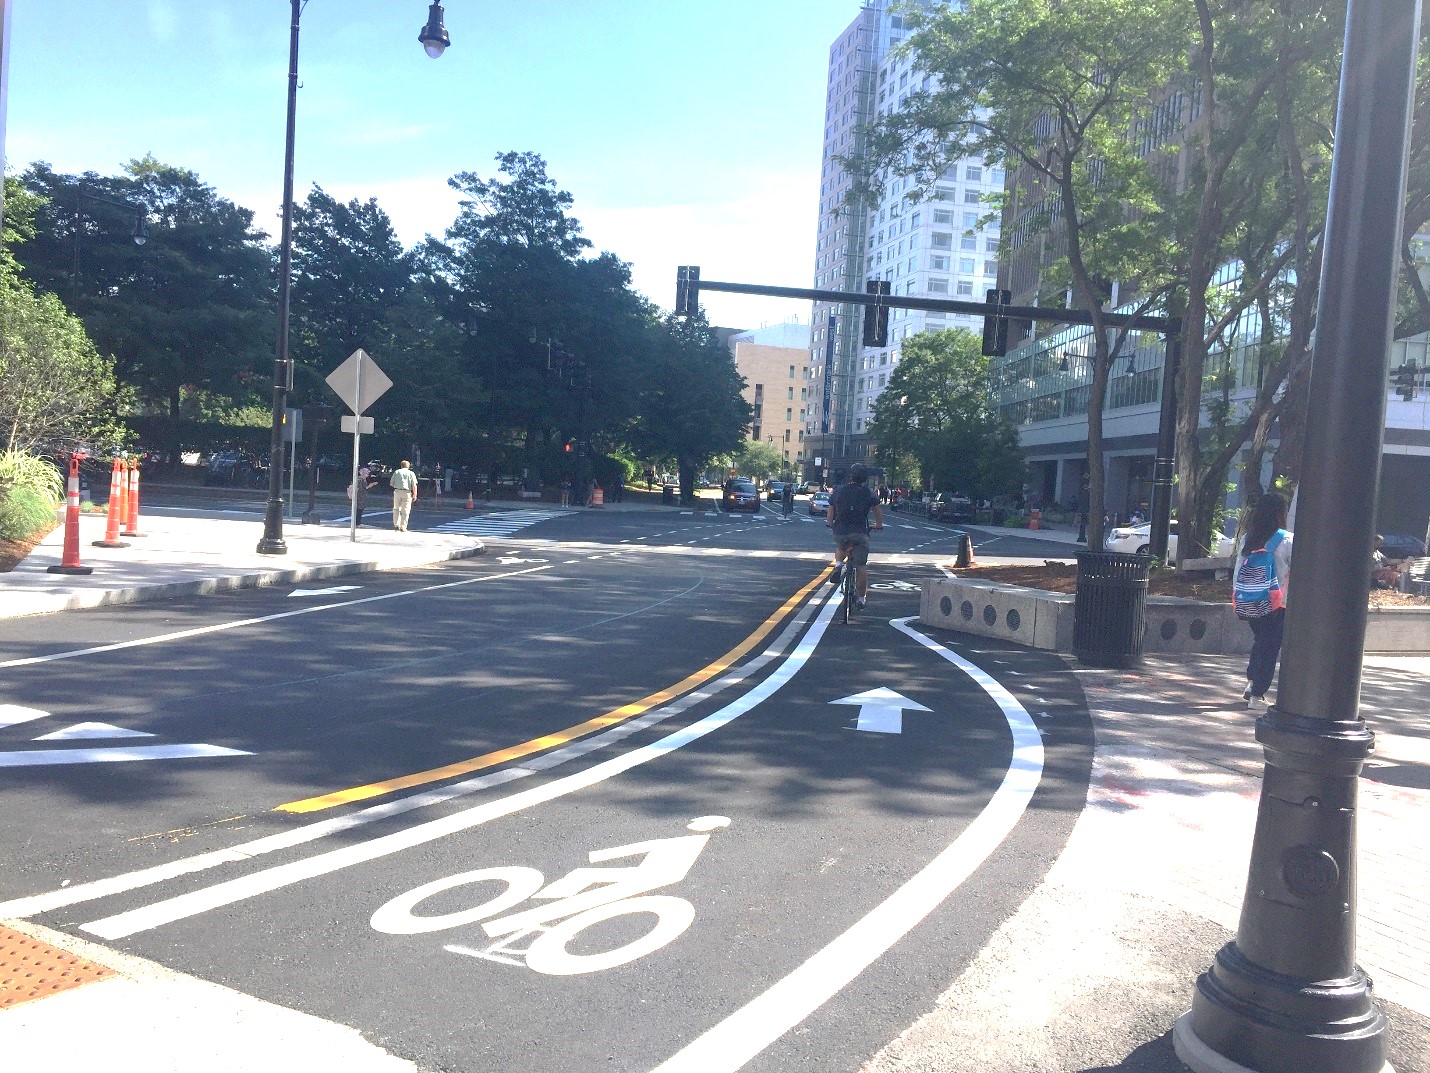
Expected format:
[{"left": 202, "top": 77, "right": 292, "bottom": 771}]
[
  {"left": 258, "top": 0, "right": 451, "bottom": 555},
  {"left": 419, "top": 2, "right": 451, "bottom": 58},
  {"left": 70, "top": 187, "right": 151, "bottom": 299}
]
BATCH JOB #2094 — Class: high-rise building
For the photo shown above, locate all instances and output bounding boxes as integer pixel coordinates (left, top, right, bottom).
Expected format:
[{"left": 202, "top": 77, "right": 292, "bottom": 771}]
[{"left": 804, "top": 1, "right": 1003, "bottom": 485}]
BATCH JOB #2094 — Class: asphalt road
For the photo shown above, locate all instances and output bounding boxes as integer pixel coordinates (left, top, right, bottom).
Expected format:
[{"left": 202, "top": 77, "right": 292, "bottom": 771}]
[{"left": 0, "top": 500, "right": 1093, "bottom": 1071}]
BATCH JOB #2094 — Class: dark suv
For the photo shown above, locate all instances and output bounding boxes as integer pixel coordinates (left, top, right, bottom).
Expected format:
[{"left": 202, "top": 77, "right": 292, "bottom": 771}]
[
  {"left": 204, "top": 449, "right": 264, "bottom": 487},
  {"left": 928, "top": 494, "right": 974, "bottom": 523},
  {"left": 721, "top": 479, "right": 760, "bottom": 513}
]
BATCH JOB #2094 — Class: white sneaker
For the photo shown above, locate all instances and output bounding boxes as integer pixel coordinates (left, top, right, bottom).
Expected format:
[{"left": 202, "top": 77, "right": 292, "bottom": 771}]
[
  {"left": 1247, "top": 695, "right": 1264, "bottom": 710},
  {"left": 1242, "top": 685, "right": 1253, "bottom": 701},
  {"left": 855, "top": 596, "right": 866, "bottom": 610}
]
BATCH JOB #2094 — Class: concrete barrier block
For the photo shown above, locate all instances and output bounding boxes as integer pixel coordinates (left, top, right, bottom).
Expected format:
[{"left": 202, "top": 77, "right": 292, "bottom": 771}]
[
  {"left": 1365, "top": 607, "right": 1430, "bottom": 653},
  {"left": 920, "top": 578, "right": 1055, "bottom": 650}
]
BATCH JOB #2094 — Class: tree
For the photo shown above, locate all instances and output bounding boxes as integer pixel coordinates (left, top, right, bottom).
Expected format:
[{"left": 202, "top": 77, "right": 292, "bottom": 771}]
[
  {"left": 628, "top": 315, "right": 753, "bottom": 503},
  {"left": 867, "top": 0, "right": 1190, "bottom": 549},
  {"left": 867, "top": 328, "right": 1023, "bottom": 500},
  {"left": 15, "top": 157, "right": 273, "bottom": 427},
  {"left": 725, "top": 440, "right": 785, "bottom": 483},
  {"left": 1, "top": 191, "right": 123, "bottom": 459}
]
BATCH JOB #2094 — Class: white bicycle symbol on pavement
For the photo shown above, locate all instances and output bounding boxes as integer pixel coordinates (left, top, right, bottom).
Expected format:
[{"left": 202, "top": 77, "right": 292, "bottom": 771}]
[{"left": 370, "top": 816, "right": 729, "bottom": 976}]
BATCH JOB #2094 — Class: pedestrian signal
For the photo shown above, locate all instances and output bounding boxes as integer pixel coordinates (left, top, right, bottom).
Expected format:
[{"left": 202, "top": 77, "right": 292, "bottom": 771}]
[{"left": 676, "top": 266, "right": 701, "bottom": 318}]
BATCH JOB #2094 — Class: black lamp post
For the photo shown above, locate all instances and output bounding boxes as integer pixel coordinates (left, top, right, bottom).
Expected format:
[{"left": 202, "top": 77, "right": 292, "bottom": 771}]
[
  {"left": 258, "top": 0, "right": 451, "bottom": 555},
  {"left": 1174, "top": 2, "right": 1420, "bottom": 1071}
]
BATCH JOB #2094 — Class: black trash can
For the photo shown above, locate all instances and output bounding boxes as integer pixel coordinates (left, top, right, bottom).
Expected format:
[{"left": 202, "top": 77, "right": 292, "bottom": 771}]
[
  {"left": 662, "top": 484, "right": 676, "bottom": 505},
  {"left": 1073, "top": 550, "right": 1150, "bottom": 667}
]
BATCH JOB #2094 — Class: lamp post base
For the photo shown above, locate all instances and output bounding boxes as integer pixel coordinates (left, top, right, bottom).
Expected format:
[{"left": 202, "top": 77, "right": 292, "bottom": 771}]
[
  {"left": 1176, "top": 948, "right": 1392, "bottom": 1073},
  {"left": 256, "top": 537, "right": 288, "bottom": 555}
]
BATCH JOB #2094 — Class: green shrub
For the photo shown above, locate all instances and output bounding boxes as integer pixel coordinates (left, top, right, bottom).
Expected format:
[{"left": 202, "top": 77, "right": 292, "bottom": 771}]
[
  {"left": 0, "top": 449, "right": 63, "bottom": 508},
  {"left": 0, "top": 485, "right": 56, "bottom": 541}
]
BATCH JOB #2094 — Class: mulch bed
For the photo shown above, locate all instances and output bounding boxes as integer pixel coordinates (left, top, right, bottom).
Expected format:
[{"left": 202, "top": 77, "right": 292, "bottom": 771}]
[
  {"left": 0, "top": 522, "right": 57, "bottom": 573},
  {"left": 956, "top": 562, "right": 1428, "bottom": 608}
]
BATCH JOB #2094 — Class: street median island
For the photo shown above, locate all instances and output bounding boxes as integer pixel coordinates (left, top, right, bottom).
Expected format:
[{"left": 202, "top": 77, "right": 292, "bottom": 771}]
[{"left": 920, "top": 565, "right": 1430, "bottom": 656}]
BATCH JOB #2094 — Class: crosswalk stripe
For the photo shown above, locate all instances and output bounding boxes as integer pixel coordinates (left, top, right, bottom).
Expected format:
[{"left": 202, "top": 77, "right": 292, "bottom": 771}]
[{"left": 428, "top": 509, "right": 576, "bottom": 537}]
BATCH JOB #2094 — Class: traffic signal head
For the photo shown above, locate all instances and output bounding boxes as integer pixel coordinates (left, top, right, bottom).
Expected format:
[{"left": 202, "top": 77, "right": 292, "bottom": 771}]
[
  {"left": 1393, "top": 361, "right": 1418, "bottom": 401},
  {"left": 564, "top": 440, "right": 573, "bottom": 454},
  {"left": 981, "top": 289, "right": 1012, "bottom": 357},
  {"left": 862, "top": 280, "right": 890, "bottom": 348},
  {"left": 676, "top": 266, "right": 701, "bottom": 318}
]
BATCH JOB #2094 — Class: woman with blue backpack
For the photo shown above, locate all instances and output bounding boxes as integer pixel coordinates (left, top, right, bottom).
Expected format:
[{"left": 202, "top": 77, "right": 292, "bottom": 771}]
[{"left": 1232, "top": 491, "right": 1294, "bottom": 709}]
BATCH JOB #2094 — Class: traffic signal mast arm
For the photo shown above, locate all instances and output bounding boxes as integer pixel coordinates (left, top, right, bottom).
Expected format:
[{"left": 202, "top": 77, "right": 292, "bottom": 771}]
[{"left": 674, "top": 267, "right": 1178, "bottom": 335}]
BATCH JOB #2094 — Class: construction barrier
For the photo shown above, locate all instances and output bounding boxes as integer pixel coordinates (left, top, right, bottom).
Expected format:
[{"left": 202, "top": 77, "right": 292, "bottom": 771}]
[
  {"left": 590, "top": 486, "right": 605, "bottom": 508},
  {"left": 122, "top": 458, "right": 142, "bottom": 537},
  {"left": 93, "top": 456, "right": 130, "bottom": 549},
  {"left": 1029, "top": 508, "right": 1041, "bottom": 530},
  {"left": 466, "top": 491, "right": 475, "bottom": 510},
  {"left": 48, "top": 454, "right": 94, "bottom": 575}
]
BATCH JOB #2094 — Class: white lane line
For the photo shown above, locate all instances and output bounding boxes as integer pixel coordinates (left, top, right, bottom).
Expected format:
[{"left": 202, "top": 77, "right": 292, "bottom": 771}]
[
  {"left": 77, "top": 593, "right": 842, "bottom": 941},
  {"left": 649, "top": 615, "right": 1044, "bottom": 1073},
  {"left": 0, "top": 566, "right": 550, "bottom": 670},
  {"left": 0, "top": 593, "right": 830, "bottom": 922}
]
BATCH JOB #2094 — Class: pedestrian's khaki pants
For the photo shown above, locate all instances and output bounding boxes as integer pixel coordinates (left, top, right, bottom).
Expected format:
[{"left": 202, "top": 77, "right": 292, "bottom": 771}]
[{"left": 393, "top": 489, "right": 413, "bottom": 530}]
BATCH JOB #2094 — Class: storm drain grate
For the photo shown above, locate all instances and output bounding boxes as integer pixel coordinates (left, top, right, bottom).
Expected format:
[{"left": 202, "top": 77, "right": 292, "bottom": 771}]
[{"left": 0, "top": 924, "right": 115, "bottom": 1010}]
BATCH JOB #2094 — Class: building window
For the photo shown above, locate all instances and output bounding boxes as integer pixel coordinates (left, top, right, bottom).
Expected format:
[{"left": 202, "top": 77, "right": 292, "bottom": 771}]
[
  {"left": 930, "top": 255, "right": 949, "bottom": 270},
  {"left": 963, "top": 212, "right": 979, "bottom": 228},
  {"left": 956, "top": 280, "right": 974, "bottom": 296},
  {"left": 985, "top": 238, "right": 999, "bottom": 253},
  {"left": 878, "top": 374, "right": 887, "bottom": 387},
  {"left": 752, "top": 425, "right": 761, "bottom": 440},
  {"left": 959, "top": 257, "right": 975, "bottom": 273},
  {"left": 936, "top": 186, "right": 954, "bottom": 200},
  {"left": 786, "top": 409, "right": 793, "bottom": 421},
  {"left": 754, "top": 383, "right": 763, "bottom": 397},
  {"left": 964, "top": 190, "right": 981, "bottom": 204},
  {"left": 928, "top": 278, "right": 949, "bottom": 293},
  {"left": 931, "top": 232, "right": 953, "bottom": 249},
  {"left": 934, "top": 210, "right": 954, "bottom": 224},
  {"left": 753, "top": 403, "right": 763, "bottom": 418},
  {"left": 961, "top": 235, "right": 978, "bottom": 251},
  {"left": 789, "top": 364, "right": 795, "bottom": 378},
  {"left": 985, "top": 260, "right": 998, "bottom": 276},
  {"left": 966, "top": 165, "right": 982, "bottom": 181}
]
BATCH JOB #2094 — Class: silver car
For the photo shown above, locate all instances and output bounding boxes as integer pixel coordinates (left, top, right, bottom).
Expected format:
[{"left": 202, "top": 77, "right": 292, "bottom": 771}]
[{"left": 808, "top": 490, "right": 832, "bottom": 516}]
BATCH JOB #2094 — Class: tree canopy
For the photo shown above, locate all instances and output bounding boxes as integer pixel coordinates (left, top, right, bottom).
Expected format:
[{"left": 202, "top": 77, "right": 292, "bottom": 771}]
[{"left": 867, "top": 328, "right": 1023, "bottom": 500}]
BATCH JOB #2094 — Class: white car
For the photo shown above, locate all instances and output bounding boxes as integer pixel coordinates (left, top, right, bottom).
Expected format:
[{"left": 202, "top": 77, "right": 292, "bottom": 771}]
[{"left": 1104, "top": 520, "right": 1236, "bottom": 558}]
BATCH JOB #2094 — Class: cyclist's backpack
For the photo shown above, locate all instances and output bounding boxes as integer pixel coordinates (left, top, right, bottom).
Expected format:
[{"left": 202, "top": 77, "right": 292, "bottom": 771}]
[
  {"left": 1233, "top": 531, "right": 1286, "bottom": 620},
  {"left": 833, "top": 485, "right": 869, "bottom": 529}
]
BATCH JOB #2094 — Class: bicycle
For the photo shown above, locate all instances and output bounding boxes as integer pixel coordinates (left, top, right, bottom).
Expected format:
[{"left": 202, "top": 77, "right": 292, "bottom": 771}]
[{"left": 832, "top": 523, "right": 880, "bottom": 624}]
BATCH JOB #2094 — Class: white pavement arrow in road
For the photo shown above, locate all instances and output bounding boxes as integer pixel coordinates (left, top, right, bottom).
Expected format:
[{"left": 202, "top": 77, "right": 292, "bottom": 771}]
[
  {"left": 496, "top": 556, "right": 549, "bottom": 565},
  {"left": 288, "top": 585, "right": 362, "bottom": 598},
  {"left": 0, "top": 708, "right": 253, "bottom": 768},
  {"left": 829, "top": 687, "right": 932, "bottom": 734}
]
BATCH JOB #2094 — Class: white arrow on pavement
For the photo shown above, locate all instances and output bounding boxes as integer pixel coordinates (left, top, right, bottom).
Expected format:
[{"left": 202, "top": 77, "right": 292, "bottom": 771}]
[
  {"left": 287, "top": 585, "right": 362, "bottom": 598},
  {"left": 497, "top": 556, "right": 549, "bottom": 565},
  {"left": 829, "top": 687, "right": 932, "bottom": 734},
  {"left": 869, "top": 580, "right": 921, "bottom": 591}
]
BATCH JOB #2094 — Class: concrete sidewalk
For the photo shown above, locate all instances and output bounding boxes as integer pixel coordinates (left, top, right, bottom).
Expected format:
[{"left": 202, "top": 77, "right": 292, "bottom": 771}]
[{"left": 0, "top": 509, "right": 486, "bottom": 620}]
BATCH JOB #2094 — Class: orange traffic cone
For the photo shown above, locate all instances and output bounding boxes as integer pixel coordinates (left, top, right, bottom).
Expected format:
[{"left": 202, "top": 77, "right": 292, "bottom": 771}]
[
  {"left": 49, "top": 454, "right": 94, "bottom": 574},
  {"left": 122, "top": 457, "right": 143, "bottom": 537},
  {"left": 1029, "top": 507, "right": 1041, "bottom": 530},
  {"left": 955, "top": 533, "right": 976, "bottom": 568},
  {"left": 93, "top": 456, "right": 130, "bottom": 548},
  {"left": 466, "top": 491, "right": 475, "bottom": 510}
]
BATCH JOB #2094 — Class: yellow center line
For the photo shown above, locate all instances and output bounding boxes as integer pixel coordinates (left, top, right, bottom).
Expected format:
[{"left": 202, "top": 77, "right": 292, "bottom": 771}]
[{"left": 275, "top": 568, "right": 833, "bottom": 813}]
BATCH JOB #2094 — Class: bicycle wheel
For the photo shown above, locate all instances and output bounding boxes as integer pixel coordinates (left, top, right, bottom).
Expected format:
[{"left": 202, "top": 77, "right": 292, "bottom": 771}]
[{"left": 841, "top": 562, "right": 854, "bottom": 623}]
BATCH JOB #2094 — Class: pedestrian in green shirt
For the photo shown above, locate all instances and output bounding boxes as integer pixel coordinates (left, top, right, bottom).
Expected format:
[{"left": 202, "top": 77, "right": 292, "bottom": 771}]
[{"left": 390, "top": 460, "right": 418, "bottom": 531}]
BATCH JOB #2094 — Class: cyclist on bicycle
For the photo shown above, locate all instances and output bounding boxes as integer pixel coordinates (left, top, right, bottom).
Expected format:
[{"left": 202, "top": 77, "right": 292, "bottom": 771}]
[{"left": 826, "top": 463, "right": 884, "bottom": 608}]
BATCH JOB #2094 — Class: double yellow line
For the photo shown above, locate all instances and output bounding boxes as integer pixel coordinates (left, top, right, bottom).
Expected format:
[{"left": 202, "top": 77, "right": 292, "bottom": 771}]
[{"left": 276, "top": 569, "right": 832, "bottom": 814}]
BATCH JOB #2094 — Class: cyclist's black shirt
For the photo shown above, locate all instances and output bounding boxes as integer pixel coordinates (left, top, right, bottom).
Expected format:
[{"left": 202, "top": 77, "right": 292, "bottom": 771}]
[{"left": 830, "top": 482, "right": 877, "bottom": 537}]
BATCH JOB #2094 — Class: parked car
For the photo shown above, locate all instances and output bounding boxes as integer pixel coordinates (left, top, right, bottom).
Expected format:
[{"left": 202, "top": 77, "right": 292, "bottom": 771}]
[
  {"left": 1104, "top": 520, "right": 1236, "bottom": 558},
  {"left": 808, "top": 489, "right": 832, "bottom": 516},
  {"left": 1378, "top": 533, "right": 1427, "bottom": 559},
  {"left": 928, "top": 494, "right": 974, "bottom": 523},
  {"left": 721, "top": 478, "right": 760, "bottom": 513},
  {"left": 204, "top": 449, "right": 265, "bottom": 487}
]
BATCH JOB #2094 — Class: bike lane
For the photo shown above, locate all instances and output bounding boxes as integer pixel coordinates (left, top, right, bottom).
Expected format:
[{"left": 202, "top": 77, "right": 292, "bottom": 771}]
[{"left": 17, "top": 587, "right": 1094, "bottom": 1072}]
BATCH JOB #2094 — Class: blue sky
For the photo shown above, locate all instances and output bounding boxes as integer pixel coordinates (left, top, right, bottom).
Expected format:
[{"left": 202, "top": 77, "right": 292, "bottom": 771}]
[{"left": 7, "top": 0, "right": 860, "bottom": 329}]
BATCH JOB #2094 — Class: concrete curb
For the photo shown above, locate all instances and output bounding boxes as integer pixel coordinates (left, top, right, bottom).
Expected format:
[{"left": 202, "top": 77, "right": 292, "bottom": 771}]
[{"left": 0, "top": 544, "right": 486, "bottom": 620}]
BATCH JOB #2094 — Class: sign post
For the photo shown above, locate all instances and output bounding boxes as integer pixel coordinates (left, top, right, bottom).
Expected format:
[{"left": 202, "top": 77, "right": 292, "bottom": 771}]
[
  {"left": 283, "top": 407, "right": 302, "bottom": 520},
  {"left": 325, "top": 349, "right": 392, "bottom": 542}
]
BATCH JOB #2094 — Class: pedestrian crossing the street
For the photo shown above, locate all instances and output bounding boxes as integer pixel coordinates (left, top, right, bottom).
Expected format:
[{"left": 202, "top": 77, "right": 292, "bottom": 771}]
[{"left": 428, "top": 509, "right": 577, "bottom": 538}]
